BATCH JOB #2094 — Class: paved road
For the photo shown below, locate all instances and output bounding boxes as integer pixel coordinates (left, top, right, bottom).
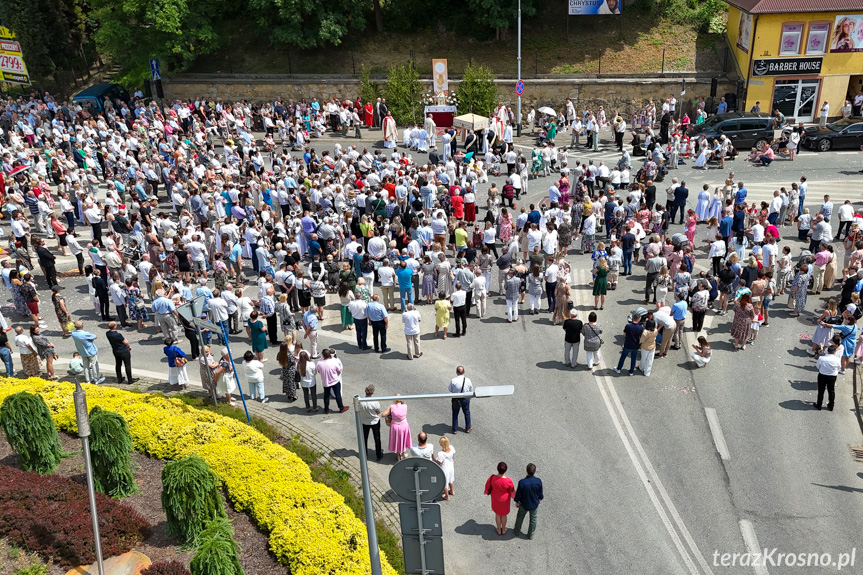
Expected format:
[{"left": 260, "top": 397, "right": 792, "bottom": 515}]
[{"left": 19, "top": 127, "right": 863, "bottom": 574}]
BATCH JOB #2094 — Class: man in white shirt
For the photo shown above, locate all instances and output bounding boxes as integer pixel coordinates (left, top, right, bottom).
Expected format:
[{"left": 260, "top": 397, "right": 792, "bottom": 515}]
[
  {"left": 452, "top": 283, "right": 468, "bottom": 337},
  {"left": 367, "top": 232, "right": 387, "bottom": 261},
  {"left": 222, "top": 285, "right": 241, "bottom": 334},
  {"left": 208, "top": 290, "right": 230, "bottom": 341},
  {"left": 378, "top": 259, "right": 396, "bottom": 311},
  {"left": 767, "top": 191, "right": 782, "bottom": 226},
  {"left": 402, "top": 303, "right": 422, "bottom": 359},
  {"left": 837, "top": 200, "right": 855, "bottom": 239},
  {"left": 185, "top": 235, "right": 208, "bottom": 279},
  {"left": 360, "top": 385, "right": 383, "bottom": 461},
  {"left": 448, "top": 365, "right": 474, "bottom": 433},
  {"left": 544, "top": 257, "right": 559, "bottom": 313},
  {"left": 348, "top": 297, "right": 370, "bottom": 350},
  {"left": 109, "top": 280, "right": 130, "bottom": 327},
  {"left": 814, "top": 344, "right": 842, "bottom": 410},
  {"left": 410, "top": 432, "right": 434, "bottom": 459}
]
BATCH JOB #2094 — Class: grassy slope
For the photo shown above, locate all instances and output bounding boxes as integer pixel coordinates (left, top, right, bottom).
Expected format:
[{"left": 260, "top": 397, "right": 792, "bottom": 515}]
[{"left": 189, "top": 3, "right": 722, "bottom": 76}]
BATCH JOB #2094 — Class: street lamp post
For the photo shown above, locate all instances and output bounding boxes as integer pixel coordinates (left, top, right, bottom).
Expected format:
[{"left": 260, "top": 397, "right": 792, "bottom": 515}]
[
  {"left": 73, "top": 381, "right": 105, "bottom": 575},
  {"left": 353, "top": 386, "right": 515, "bottom": 575},
  {"left": 517, "top": 0, "right": 522, "bottom": 138}
]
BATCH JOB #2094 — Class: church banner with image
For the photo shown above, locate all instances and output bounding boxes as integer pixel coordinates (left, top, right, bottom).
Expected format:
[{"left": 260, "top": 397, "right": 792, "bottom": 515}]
[{"left": 432, "top": 59, "right": 449, "bottom": 96}]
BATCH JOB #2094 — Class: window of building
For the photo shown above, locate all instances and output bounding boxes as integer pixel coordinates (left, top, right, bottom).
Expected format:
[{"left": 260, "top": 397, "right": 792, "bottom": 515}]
[
  {"left": 805, "top": 22, "right": 831, "bottom": 55},
  {"left": 779, "top": 23, "right": 804, "bottom": 55}
]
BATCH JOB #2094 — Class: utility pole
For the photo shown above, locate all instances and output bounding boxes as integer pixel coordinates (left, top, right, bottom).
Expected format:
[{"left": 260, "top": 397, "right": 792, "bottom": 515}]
[{"left": 517, "top": 0, "right": 523, "bottom": 137}]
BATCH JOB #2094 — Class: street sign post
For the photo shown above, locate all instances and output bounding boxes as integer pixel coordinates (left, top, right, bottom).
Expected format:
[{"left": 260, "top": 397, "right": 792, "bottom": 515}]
[
  {"left": 149, "top": 58, "right": 161, "bottom": 81},
  {"left": 390, "top": 458, "right": 447, "bottom": 574}
]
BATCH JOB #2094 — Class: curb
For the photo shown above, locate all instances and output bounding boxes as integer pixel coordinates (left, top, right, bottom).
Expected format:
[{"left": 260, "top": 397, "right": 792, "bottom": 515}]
[{"left": 70, "top": 375, "right": 400, "bottom": 530}]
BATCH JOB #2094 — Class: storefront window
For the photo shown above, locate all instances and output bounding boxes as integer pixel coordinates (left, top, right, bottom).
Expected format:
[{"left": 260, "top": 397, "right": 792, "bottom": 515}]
[
  {"left": 779, "top": 23, "right": 804, "bottom": 55},
  {"left": 806, "top": 22, "right": 830, "bottom": 55}
]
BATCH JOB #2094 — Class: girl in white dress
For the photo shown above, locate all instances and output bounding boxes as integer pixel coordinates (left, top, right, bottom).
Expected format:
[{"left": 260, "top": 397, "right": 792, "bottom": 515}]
[{"left": 435, "top": 437, "right": 456, "bottom": 500}]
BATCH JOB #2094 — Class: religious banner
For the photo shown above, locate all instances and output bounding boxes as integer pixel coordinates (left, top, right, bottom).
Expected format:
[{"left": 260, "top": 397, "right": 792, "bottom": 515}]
[
  {"left": 568, "top": 0, "right": 621, "bottom": 15},
  {"left": 432, "top": 59, "right": 449, "bottom": 96},
  {"left": 0, "top": 27, "right": 30, "bottom": 84}
]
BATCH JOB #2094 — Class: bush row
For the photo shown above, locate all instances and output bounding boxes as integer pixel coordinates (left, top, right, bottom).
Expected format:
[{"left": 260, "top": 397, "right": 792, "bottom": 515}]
[
  {"left": 0, "top": 464, "right": 150, "bottom": 567},
  {"left": 0, "top": 378, "right": 397, "bottom": 575}
]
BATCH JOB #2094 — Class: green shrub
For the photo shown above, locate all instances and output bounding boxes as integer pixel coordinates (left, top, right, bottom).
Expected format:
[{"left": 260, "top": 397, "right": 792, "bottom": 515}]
[
  {"left": 458, "top": 63, "right": 497, "bottom": 117},
  {"left": 653, "top": 0, "right": 727, "bottom": 33},
  {"left": 89, "top": 406, "right": 138, "bottom": 498},
  {"left": 176, "top": 394, "right": 278, "bottom": 440},
  {"left": 384, "top": 61, "right": 423, "bottom": 126},
  {"left": 0, "top": 392, "right": 63, "bottom": 474},
  {"left": 360, "top": 65, "right": 382, "bottom": 106},
  {"left": 162, "top": 456, "right": 227, "bottom": 545},
  {"left": 13, "top": 565, "right": 48, "bottom": 575},
  {"left": 190, "top": 517, "right": 244, "bottom": 575}
]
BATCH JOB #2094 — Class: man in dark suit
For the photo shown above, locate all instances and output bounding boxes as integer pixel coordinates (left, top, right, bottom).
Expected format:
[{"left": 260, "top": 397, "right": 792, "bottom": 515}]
[
  {"left": 428, "top": 147, "right": 441, "bottom": 166},
  {"left": 93, "top": 268, "right": 112, "bottom": 321},
  {"left": 672, "top": 180, "right": 689, "bottom": 225},
  {"left": 464, "top": 130, "right": 479, "bottom": 157}
]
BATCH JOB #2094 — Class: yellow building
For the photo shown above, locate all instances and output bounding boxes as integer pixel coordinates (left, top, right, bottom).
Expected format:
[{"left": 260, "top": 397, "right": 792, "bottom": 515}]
[{"left": 725, "top": 0, "right": 863, "bottom": 122}]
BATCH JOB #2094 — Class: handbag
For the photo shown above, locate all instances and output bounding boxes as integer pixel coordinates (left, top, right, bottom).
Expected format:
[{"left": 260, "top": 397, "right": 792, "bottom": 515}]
[
  {"left": 385, "top": 415, "right": 392, "bottom": 427},
  {"left": 135, "top": 299, "right": 146, "bottom": 310},
  {"left": 174, "top": 356, "right": 187, "bottom": 367},
  {"left": 486, "top": 475, "right": 494, "bottom": 495},
  {"left": 451, "top": 376, "right": 466, "bottom": 408}
]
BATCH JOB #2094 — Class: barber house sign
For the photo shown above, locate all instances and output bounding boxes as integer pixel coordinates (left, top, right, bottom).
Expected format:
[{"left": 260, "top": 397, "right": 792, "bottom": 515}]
[{"left": 752, "top": 57, "right": 823, "bottom": 77}]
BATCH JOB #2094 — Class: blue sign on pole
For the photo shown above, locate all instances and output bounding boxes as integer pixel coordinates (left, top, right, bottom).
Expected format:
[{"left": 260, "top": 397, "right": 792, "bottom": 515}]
[
  {"left": 149, "top": 58, "right": 161, "bottom": 81},
  {"left": 515, "top": 80, "right": 525, "bottom": 96}
]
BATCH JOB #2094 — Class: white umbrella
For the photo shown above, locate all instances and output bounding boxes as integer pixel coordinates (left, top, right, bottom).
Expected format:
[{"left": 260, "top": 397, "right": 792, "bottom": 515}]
[{"left": 538, "top": 106, "right": 556, "bottom": 116}]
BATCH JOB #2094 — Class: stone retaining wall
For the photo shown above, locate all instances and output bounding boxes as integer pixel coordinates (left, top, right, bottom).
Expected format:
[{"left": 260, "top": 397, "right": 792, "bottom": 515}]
[{"left": 162, "top": 74, "right": 738, "bottom": 116}]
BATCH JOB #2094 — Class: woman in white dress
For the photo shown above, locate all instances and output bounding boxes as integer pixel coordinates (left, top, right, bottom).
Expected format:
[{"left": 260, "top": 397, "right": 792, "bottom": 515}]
[
  {"left": 694, "top": 145, "right": 710, "bottom": 170},
  {"left": 435, "top": 436, "right": 456, "bottom": 500}
]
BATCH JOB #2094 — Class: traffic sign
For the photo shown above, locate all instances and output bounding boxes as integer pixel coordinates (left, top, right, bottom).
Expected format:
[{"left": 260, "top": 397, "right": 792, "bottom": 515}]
[
  {"left": 176, "top": 295, "right": 206, "bottom": 323},
  {"left": 398, "top": 502, "right": 442, "bottom": 537},
  {"left": 389, "top": 458, "right": 446, "bottom": 503},
  {"left": 149, "top": 58, "right": 161, "bottom": 81},
  {"left": 193, "top": 318, "right": 222, "bottom": 332},
  {"left": 515, "top": 80, "right": 524, "bottom": 96},
  {"left": 402, "top": 535, "right": 445, "bottom": 574}
]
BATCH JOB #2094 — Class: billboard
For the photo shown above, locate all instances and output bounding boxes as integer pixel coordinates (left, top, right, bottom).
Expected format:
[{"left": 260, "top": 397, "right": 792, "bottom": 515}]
[
  {"left": 736, "top": 12, "right": 753, "bottom": 53},
  {"left": 0, "top": 26, "right": 30, "bottom": 84},
  {"left": 830, "top": 15, "right": 863, "bottom": 53},
  {"left": 568, "top": 0, "right": 621, "bottom": 15}
]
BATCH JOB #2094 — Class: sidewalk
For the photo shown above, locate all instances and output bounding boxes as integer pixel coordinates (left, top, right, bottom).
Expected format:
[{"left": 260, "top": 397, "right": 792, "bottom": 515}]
[{"left": 57, "top": 369, "right": 401, "bottom": 530}]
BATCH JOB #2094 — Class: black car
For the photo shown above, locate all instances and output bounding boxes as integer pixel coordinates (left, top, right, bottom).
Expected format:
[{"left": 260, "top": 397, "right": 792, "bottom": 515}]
[
  {"left": 686, "top": 112, "right": 775, "bottom": 151},
  {"left": 802, "top": 118, "right": 863, "bottom": 151}
]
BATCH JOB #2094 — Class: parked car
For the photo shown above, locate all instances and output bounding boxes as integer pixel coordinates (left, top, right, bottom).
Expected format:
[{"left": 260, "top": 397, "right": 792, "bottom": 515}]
[
  {"left": 72, "top": 83, "right": 130, "bottom": 114},
  {"left": 686, "top": 112, "right": 775, "bottom": 151},
  {"left": 802, "top": 119, "right": 863, "bottom": 151}
]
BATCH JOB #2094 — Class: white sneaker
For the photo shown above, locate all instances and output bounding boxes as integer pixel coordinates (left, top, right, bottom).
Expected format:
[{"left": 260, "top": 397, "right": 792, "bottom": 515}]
[
  {"left": 261, "top": 397, "right": 269, "bottom": 404},
  {"left": 614, "top": 368, "right": 621, "bottom": 374}
]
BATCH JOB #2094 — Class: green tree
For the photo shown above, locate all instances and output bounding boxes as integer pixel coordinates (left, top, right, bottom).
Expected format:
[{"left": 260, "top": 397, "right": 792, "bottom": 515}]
[
  {"left": 190, "top": 518, "right": 244, "bottom": 575},
  {"left": 161, "top": 456, "right": 226, "bottom": 546},
  {"left": 89, "top": 406, "right": 138, "bottom": 499},
  {"left": 384, "top": 61, "right": 423, "bottom": 126},
  {"left": 359, "top": 65, "right": 381, "bottom": 106},
  {"left": 247, "top": 0, "right": 365, "bottom": 49},
  {"left": 0, "top": 392, "right": 64, "bottom": 475},
  {"left": 457, "top": 63, "right": 497, "bottom": 117},
  {"left": 466, "top": 0, "right": 536, "bottom": 38},
  {"left": 88, "top": 0, "right": 233, "bottom": 85},
  {"left": 0, "top": 0, "right": 86, "bottom": 82}
]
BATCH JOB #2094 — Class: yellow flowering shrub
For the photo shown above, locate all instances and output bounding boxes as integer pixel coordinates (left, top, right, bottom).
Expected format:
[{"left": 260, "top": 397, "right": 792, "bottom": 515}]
[{"left": 0, "top": 378, "right": 397, "bottom": 575}]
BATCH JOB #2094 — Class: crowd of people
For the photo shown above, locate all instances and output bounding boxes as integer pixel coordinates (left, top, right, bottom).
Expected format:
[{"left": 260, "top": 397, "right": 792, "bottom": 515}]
[{"left": 0, "top": 85, "right": 861, "bottom": 542}]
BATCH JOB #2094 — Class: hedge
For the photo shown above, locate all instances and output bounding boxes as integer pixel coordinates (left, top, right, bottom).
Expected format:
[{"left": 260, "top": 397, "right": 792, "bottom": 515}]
[
  {"left": 0, "top": 464, "right": 150, "bottom": 567},
  {"left": 0, "top": 378, "right": 397, "bottom": 575}
]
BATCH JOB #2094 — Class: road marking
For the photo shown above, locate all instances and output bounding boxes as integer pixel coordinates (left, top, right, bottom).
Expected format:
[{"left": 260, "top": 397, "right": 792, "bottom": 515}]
[
  {"left": 595, "top": 373, "right": 715, "bottom": 574},
  {"left": 739, "top": 520, "right": 770, "bottom": 575},
  {"left": 595, "top": 375, "right": 701, "bottom": 574},
  {"left": 704, "top": 408, "right": 731, "bottom": 461}
]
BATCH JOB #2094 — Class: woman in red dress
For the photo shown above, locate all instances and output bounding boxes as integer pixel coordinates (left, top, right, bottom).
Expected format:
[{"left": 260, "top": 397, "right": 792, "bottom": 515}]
[
  {"left": 484, "top": 461, "right": 515, "bottom": 535},
  {"left": 364, "top": 102, "right": 374, "bottom": 128}
]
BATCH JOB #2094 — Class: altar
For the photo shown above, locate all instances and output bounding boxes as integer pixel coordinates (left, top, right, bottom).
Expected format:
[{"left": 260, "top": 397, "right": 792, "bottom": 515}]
[{"left": 423, "top": 105, "right": 457, "bottom": 129}]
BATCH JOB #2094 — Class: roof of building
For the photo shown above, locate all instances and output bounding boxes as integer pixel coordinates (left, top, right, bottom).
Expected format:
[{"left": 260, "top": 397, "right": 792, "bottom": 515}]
[{"left": 726, "top": 0, "right": 863, "bottom": 14}]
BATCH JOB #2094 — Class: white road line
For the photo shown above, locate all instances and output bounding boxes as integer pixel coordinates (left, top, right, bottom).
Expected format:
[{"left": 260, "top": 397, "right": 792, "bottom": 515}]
[
  {"left": 739, "top": 520, "right": 770, "bottom": 575},
  {"left": 704, "top": 408, "right": 731, "bottom": 461},
  {"left": 605, "top": 378, "right": 716, "bottom": 575},
  {"left": 595, "top": 375, "right": 702, "bottom": 575}
]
